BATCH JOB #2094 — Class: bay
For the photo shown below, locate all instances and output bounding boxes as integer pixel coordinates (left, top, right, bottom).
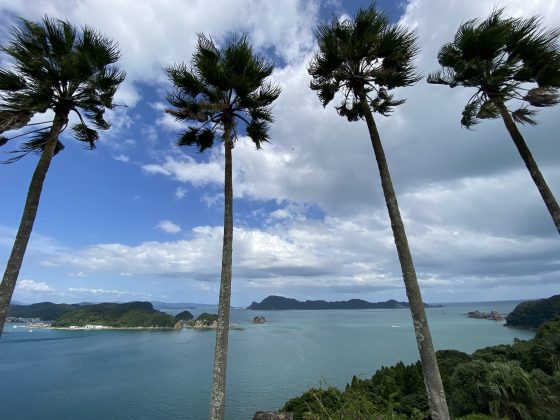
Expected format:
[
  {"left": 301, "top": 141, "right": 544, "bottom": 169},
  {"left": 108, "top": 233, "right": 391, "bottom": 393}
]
[{"left": 0, "top": 301, "right": 534, "bottom": 419}]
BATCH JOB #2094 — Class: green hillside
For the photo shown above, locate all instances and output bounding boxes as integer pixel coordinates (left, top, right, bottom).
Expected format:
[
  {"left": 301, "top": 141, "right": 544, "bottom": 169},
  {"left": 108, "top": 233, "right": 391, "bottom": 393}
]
[
  {"left": 506, "top": 295, "right": 560, "bottom": 329},
  {"left": 51, "top": 302, "right": 175, "bottom": 328}
]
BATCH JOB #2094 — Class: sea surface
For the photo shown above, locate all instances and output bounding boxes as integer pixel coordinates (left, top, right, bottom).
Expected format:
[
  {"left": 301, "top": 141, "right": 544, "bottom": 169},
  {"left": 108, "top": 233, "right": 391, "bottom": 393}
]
[{"left": 0, "top": 301, "right": 534, "bottom": 420}]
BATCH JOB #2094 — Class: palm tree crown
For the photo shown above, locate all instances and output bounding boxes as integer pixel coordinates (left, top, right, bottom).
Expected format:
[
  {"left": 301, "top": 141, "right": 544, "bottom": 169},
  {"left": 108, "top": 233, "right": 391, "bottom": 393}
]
[
  {"left": 165, "top": 34, "right": 280, "bottom": 151},
  {"left": 308, "top": 5, "right": 420, "bottom": 121},
  {"left": 0, "top": 16, "right": 125, "bottom": 161},
  {"left": 428, "top": 9, "right": 560, "bottom": 127}
]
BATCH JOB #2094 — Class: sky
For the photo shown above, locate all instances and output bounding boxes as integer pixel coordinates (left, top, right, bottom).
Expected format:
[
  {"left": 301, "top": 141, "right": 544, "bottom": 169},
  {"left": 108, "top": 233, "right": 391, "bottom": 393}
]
[{"left": 0, "top": 0, "right": 559, "bottom": 306}]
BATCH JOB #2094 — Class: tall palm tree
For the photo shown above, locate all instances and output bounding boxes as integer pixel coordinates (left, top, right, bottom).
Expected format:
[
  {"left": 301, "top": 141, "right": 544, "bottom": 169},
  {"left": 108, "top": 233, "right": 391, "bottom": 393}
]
[
  {"left": 0, "top": 17, "right": 125, "bottom": 337},
  {"left": 165, "top": 34, "right": 280, "bottom": 420},
  {"left": 428, "top": 9, "right": 560, "bottom": 234},
  {"left": 308, "top": 5, "right": 450, "bottom": 419}
]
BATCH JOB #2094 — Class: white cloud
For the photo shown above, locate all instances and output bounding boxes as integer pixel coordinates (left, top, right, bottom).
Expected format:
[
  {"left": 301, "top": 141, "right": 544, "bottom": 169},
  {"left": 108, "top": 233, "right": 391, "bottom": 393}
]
[
  {"left": 67, "top": 287, "right": 137, "bottom": 297},
  {"left": 17, "top": 279, "right": 56, "bottom": 293},
  {"left": 143, "top": 155, "right": 223, "bottom": 187},
  {"left": 113, "top": 154, "right": 130, "bottom": 162},
  {"left": 44, "top": 212, "right": 559, "bottom": 302},
  {"left": 175, "top": 187, "right": 187, "bottom": 200},
  {"left": 155, "top": 220, "right": 182, "bottom": 234}
]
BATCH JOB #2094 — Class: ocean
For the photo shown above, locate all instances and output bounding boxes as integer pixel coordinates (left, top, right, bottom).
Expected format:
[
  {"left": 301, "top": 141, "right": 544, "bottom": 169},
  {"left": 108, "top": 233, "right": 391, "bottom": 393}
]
[{"left": 0, "top": 301, "right": 534, "bottom": 419}]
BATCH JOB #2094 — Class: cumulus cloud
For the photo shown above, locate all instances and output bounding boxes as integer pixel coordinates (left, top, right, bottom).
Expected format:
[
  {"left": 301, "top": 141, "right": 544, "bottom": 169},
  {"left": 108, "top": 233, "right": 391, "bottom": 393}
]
[
  {"left": 17, "top": 279, "right": 56, "bottom": 293},
  {"left": 43, "top": 213, "right": 559, "bottom": 302},
  {"left": 155, "top": 220, "right": 182, "bottom": 234}
]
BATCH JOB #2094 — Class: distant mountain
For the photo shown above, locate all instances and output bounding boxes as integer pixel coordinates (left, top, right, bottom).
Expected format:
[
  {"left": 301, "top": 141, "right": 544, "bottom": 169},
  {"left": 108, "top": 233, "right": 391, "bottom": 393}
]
[
  {"left": 9, "top": 302, "right": 81, "bottom": 320},
  {"left": 10, "top": 300, "right": 26, "bottom": 306},
  {"left": 506, "top": 295, "right": 560, "bottom": 329},
  {"left": 247, "top": 295, "right": 442, "bottom": 310}
]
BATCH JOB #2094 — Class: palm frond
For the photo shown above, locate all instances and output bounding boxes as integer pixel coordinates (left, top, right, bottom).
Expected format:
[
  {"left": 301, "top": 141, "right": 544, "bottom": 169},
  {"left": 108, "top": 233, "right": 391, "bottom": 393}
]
[
  {"left": 176, "top": 127, "right": 215, "bottom": 152},
  {"left": 477, "top": 100, "right": 500, "bottom": 120},
  {"left": 511, "top": 107, "right": 538, "bottom": 125},
  {"left": 461, "top": 98, "right": 482, "bottom": 128},
  {"left": 245, "top": 119, "right": 270, "bottom": 149},
  {"left": 0, "top": 110, "right": 33, "bottom": 134},
  {"left": 0, "top": 69, "right": 27, "bottom": 91},
  {"left": 71, "top": 123, "right": 99, "bottom": 148},
  {"left": 524, "top": 87, "right": 559, "bottom": 107},
  {"left": 2, "top": 130, "right": 64, "bottom": 163}
]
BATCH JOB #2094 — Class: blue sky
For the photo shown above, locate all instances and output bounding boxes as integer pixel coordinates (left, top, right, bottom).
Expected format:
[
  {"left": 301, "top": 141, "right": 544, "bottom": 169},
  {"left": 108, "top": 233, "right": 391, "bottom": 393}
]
[{"left": 1, "top": 0, "right": 559, "bottom": 305}]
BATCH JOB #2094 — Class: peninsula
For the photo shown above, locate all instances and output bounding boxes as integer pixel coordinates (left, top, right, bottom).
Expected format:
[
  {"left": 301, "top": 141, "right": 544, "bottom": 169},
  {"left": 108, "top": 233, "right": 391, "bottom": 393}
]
[
  {"left": 51, "top": 302, "right": 177, "bottom": 328},
  {"left": 505, "top": 294, "right": 560, "bottom": 329},
  {"left": 247, "top": 295, "right": 442, "bottom": 310},
  {"left": 9, "top": 301, "right": 184, "bottom": 329}
]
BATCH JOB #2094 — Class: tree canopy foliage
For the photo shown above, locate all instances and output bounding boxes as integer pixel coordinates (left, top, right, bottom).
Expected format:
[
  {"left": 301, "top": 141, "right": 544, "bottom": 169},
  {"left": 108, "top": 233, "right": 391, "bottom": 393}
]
[
  {"left": 284, "top": 317, "right": 560, "bottom": 419},
  {"left": 428, "top": 9, "right": 560, "bottom": 128},
  {"left": 506, "top": 294, "right": 560, "bottom": 329},
  {"left": 51, "top": 302, "right": 176, "bottom": 328},
  {"left": 0, "top": 16, "right": 125, "bottom": 162},
  {"left": 308, "top": 4, "right": 419, "bottom": 121}
]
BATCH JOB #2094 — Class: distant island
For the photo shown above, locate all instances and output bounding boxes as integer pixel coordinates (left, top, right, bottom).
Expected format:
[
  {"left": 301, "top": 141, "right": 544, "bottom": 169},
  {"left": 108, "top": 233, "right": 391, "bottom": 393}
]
[
  {"left": 8, "top": 301, "right": 194, "bottom": 329},
  {"left": 505, "top": 294, "right": 560, "bottom": 329},
  {"left": 184, "top": 313, "right": 219, "bottom": 329},
  {"left": 51, "top": 302, "right": 178, "bottom": 328},
  {"left": 247, "top": 295, "right": 442, "bottom": 310},
  {"left": 466, "top": 310, "right": 504, "bottom": 321}
]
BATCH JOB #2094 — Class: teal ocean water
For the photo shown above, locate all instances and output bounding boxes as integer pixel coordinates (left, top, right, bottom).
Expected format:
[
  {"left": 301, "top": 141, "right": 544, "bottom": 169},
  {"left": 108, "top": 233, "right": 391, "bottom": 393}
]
[{"left": 0, "top": 301, "right": 534, "bottom": 419}]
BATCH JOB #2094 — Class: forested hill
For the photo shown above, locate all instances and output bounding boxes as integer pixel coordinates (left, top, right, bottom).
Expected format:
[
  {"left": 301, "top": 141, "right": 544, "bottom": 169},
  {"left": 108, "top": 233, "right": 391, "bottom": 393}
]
[
  {"left": 247, "top": 295, "right": 441, "bottom": 310},
  {"left": 9, "top": 301, "right": 180, "bottom": 328},
  {"left": 9, "top": 302, "right": 81, "bottom": 320},
  {"left": 506, "top": 294, "right": 560, "bottom": 329},
  {"left": 51, "top": 302, "right": 176, "bottom": 328}
]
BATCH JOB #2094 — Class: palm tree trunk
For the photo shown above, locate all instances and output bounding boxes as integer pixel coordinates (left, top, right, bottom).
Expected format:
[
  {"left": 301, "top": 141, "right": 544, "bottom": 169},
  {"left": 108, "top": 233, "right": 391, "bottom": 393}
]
[
  {"left": 209, "top": 126, "right": 234, "bottom": 420},
  {"left": 494, "top": 99, "right": 560, "bottom": 234},
  {"left": 0, "top": 114, "right": 64, "bottom": 338},
  {"left": 358, "top": 92, "right": 450, "bottom": 420}
]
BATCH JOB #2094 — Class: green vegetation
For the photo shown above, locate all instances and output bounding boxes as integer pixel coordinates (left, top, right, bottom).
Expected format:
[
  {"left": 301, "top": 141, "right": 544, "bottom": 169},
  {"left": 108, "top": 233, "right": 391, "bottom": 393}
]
[
  {"left": 194, "top": 313, "right": 218, "bottom": 325},
  {"left": 175, "top": 310, "right": 194, "bottom": 321},
  {"left": 8, "top": 302, "right": 80, "bottom": 320},
  {"left": 506, "top": 295, "right": 560, "bottom": 329},
  {"left": 283, "top": 318, "right": 560, "bottom": 419},
  {"left": 51, "top": 302, "right": 175, "bottom": 328}
]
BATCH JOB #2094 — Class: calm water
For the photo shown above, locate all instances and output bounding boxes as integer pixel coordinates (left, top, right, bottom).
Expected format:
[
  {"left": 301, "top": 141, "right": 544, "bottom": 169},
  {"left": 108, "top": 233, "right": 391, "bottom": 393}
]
[{"left": 0, "top": 301, "right": 534, "bottom": 420}]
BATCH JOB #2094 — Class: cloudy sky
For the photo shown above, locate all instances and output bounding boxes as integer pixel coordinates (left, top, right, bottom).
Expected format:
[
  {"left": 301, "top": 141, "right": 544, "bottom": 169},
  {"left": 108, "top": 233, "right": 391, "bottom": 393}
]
[{"left": 0, "top": 0, "right": 559, "bottom": 305}]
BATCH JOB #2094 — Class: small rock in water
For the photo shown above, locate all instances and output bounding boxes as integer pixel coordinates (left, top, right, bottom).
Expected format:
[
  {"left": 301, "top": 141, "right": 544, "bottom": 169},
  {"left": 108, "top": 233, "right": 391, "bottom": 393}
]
[
  {"left": 253, "top": 411, "right": 293, "bottom": 420},
  {"left": 252, "top": 316, "right": 266, "bottom": 324}
]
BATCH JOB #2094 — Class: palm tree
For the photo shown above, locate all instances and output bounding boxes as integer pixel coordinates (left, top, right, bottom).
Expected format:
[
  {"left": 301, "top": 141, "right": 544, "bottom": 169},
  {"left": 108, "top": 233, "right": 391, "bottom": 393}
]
[
  {"left": 428, "top": 9, "right": 560, "bottom": 234},
  {"left": 165, "top": 34, "right": 280, "bottom": 420},
  {"left": 0, "top": 17, "right": 125, "bottom": 337},
  {"left": 308, "top": 6, "right": 450, "bottom": 419}
]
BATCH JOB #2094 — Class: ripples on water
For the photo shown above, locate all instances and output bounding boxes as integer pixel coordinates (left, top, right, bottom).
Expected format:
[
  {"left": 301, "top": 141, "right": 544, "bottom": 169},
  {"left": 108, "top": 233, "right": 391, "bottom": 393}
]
[{"left": 0, "top": 301, "right": 534, "bottom": 419}]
